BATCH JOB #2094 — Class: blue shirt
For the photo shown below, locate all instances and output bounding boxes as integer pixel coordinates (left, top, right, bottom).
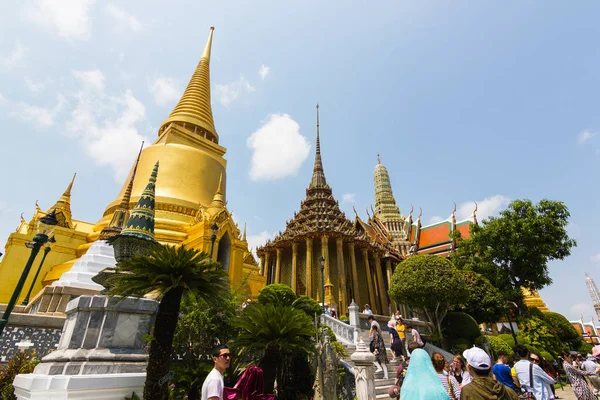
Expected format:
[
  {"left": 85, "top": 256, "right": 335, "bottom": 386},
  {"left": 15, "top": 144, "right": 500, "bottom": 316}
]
[{"left": 492, "top": 363, "right": 517, "bottom": 390}]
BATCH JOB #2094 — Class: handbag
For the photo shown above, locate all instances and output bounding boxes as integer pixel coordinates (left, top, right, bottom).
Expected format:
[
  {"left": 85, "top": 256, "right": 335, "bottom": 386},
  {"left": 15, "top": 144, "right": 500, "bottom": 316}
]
[
  {"left": 369, "top": 339, "right": 376, "bottom": 353},
  {"left": 519, "top": 363, "right": 536, "bottom": 399}
]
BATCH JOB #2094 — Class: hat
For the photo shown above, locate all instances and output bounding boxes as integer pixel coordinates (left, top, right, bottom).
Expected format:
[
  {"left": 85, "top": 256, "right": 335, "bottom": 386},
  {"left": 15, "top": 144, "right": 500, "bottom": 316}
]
[
  {"left": 364, "top": 304, "right": 370, "bottom": 308},
  {"left": 463, "top": 347, "right": 491, "bottom": 369}
]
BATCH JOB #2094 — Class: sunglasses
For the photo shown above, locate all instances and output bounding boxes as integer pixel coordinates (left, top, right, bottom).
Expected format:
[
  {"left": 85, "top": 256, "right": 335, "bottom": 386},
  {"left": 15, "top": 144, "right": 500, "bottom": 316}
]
[
  {"left": 529, "top": 358, "right": 540, "bottom": 363},
  {"left": 219, "top": 353, "right": 232, "bottom": 359}
]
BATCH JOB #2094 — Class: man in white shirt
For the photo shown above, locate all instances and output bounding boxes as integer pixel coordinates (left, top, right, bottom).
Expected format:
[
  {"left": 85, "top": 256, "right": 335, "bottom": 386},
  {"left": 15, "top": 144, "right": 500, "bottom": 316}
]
[
  {"left": 406, "top": 326, "right": 424, "bottom": 347},
  {"left": 513, "top": 345, "right": 555, "bottom": 400},
  {"left": 582, "top": 354, "right": 600, "bottom": 393},
  {"left": 201, "top": 345, "right": 231, "bottom": 400}
]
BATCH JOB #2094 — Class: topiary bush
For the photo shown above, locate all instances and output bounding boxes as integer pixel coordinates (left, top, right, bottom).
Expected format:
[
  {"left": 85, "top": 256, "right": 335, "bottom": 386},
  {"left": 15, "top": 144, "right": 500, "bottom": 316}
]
[
  {"left": 257, "top": 283, "right": 297, "bottom": 306},
  {"left": 497, "top": 333, "right": 516, "bottom": 350},
  {"left": 442, "top": 312, "right": 481, "bottom": 345},
  {"left": 489, "top": 336, "right": 513, "bottom": 362},
  {"left": 543, "top": 311, "right": 581, "bottom": 345}
]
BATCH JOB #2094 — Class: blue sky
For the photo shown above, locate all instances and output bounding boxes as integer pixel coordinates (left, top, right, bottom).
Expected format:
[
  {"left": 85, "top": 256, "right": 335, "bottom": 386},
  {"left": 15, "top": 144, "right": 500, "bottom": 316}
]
[{"left": 1, "top": 1, "right": 599, "bottom": 322}]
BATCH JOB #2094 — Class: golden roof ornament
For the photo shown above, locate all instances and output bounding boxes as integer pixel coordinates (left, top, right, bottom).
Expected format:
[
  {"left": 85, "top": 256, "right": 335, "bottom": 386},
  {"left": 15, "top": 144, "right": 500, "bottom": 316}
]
[{"left": 159, "top": 26, "right": 218, "bottom": 142}]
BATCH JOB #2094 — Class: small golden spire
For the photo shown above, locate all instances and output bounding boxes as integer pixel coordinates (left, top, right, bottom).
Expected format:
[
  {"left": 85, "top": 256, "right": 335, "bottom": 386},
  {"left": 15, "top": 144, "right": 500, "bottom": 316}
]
[
  {"left": 62, "top": 173, "right": 77, "bottom": 200},
  {"left": 159, "top": 26, "right": 218, "bottom": 141},
  {"left": 210, "top": 172, "right": 225, "bottom": 208},
  {"left": 243, "top": 223, "right": 247, "bottom": 242}
]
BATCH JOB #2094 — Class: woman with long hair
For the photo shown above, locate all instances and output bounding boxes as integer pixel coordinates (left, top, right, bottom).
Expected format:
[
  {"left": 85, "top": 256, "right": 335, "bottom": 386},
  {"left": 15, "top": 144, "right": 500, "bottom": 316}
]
[
  {"left": 432, "top": 352, "right": 461, "bottom": 399},
  {"left": 400, "top": 348, "right": 449, "bottom": 399},
  {"left": 369, "top": 315, "right": 389, "bottom": 379},
  {"left": 451, "top": 354, "right": 472, "bottom": 387},
  {"left": 560, "top": 351, "right": 596, "bottom": 400}
]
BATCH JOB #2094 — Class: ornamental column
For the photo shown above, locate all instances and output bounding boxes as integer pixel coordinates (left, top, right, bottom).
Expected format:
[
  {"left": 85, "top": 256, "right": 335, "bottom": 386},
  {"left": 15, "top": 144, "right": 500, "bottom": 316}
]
[
  {"left": 362, "top": 248, "right": 377, "bottom": 313},
  {"left": 291, "top": 242, "right": 298, "bottom": 293},
  {"left": 374, "top": 254, "right": 388, "bottom": 315},
  {"left": 259, "top": 254, "right": 265, "bottom": 276},
  {"left": 349, "top": 243, "right": 360, "bottom": 307},
  {"left": 306, "top": 238, "right": 313, "bottom": 297},
  {"left": 264, "top": 252, "right": 271, "bottom": 282},
  {"left": 275, "top": 248, "right": 282, "bottom": 284},
  {"left": 336, "top": 238, "right": 347, "bottom": 315},
  {"left": 321, "top": 236, "right": 334, "bottom": 306},
  {"left": 385, "top": 258, "right": 397, "bottom": 312}
]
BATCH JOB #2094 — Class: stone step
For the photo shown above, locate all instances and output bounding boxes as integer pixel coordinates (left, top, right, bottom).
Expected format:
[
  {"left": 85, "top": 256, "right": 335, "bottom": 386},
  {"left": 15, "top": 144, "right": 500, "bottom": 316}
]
[
  {"left": 376, "top": 384, "right": 395, "bottom": 395},
  {"left": 376, "top": 393, "right": 392, "bottom": 399}
]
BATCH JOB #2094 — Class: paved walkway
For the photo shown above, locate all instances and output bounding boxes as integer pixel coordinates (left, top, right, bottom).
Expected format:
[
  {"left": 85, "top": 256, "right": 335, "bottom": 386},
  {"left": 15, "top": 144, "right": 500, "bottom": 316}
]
[{"left": 553, "top": 384, "right": 581, "bottom": 400}]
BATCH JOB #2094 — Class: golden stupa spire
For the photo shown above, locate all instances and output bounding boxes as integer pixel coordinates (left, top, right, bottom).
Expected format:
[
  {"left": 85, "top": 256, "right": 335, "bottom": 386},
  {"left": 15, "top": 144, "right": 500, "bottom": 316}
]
[
  {"left": 48, "top": 173, "right": 76, "bottom": 228},
  {"left": 159, "top": 26, "right": 218, "bottom": 142},
  {"left": 243, "top": 223, "right": 247, "bottom": 242},
  {"left": 99, "top": 142, "right": 144, "bottom": 240},
  {"left": 210, "top": 172, "right": 225, "bottom": 208}
]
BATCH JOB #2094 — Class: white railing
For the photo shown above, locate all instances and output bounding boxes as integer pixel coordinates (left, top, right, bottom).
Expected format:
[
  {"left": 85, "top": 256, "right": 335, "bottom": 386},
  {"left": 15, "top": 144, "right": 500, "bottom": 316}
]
[{"left": 320, "top": 314, "right": 356, "bottom": 348}]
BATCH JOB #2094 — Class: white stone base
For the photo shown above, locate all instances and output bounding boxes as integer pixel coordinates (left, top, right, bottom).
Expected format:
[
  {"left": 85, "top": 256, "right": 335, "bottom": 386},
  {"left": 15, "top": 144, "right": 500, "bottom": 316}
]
[
  {"left": 52, "top": 240, "right": 117, "bottom": 291},
  {"left": 13, "top": 373, "right": 145, "bottom": 400}
]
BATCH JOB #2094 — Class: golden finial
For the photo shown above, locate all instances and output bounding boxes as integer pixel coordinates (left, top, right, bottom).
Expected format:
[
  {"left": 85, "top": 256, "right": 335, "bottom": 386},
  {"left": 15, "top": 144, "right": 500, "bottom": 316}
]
[
  {"left": 159, "top": 26, "right": 218, "bottom": 141},
  {"left": 409, "top": 204, "right": 414, "bottom": 217},
  {"left": 418, "top": 207, "right": 422, "bottom": 219},
  {"left": 243, "top": 223, "right": 247, "bottom": 242},
  {"left": 366, "top": 208, "right": 371, "bottom": 219},
  {"left": 35, "top": 200, "right": 41, "bottom": 212},
  {"left": 62, "top": 173, "right": 77, "bottom": 199},
  {"left": 452, "top": 202, "right": 457, "bottom": 214},
  {"left": 210, "top": 172, "right": 225, "bottom": 207},
  {"left": 20, "top": 213, "right": 25, "bottom": 224},
  {"left": 352, "top": 205, "right": 359, "bottom": 217}
]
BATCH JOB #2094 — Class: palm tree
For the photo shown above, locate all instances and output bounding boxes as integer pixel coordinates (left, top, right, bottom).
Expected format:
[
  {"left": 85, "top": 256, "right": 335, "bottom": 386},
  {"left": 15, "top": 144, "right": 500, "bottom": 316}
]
[
  {"left": 105, "top": 245, "right": 228, "bottom": 400},
  {"left": 234, "top": 302, "right": 316, "bottom": 395}
]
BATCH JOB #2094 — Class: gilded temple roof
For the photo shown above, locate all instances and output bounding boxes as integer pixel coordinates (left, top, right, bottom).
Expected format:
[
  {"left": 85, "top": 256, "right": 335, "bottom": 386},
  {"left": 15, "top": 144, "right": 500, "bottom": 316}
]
[{"left": 258, "top": 106, "right": 381, "bottom": 251}]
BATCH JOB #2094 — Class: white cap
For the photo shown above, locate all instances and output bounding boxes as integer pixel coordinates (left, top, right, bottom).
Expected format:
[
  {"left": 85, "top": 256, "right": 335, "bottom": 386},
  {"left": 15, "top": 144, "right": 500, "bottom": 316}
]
[{"left": 463, "top": 346, "right": 491, "bottom": 369}]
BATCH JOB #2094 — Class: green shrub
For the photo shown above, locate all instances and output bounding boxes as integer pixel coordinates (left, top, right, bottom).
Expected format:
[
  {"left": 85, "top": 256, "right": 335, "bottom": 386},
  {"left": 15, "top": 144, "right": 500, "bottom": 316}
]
[
  {"left": 488, "top": 336, "right": 513, "bottom": 362},
  {"left": 340, "top": 315, "right": 349, "bottom": 323},
  {"left": 450, "top": 338, "right": 470, "bottom": 355},
  {"left": 0, "top": 350, "right": 39, "bottom": 399},
  {"left": 543, "top": 311, "right": 581, "bottom": 344},
  {"left": 540, "top": 351, "right": 554, "bottom": 362},
  {"left": 576, "top": 340, "right": 593, "bottom": 356},
  {"left": 331, "top": 341, "right": 349, "bottom": 359},
  {"left": 442, "top": 312, "right": 481, "bottom": 344},
  {"left": 498, "top": 334, "right": 516, "bottom": 350},
  {"left": 257, "top": 284, "right": 297, "bottom": 306}
]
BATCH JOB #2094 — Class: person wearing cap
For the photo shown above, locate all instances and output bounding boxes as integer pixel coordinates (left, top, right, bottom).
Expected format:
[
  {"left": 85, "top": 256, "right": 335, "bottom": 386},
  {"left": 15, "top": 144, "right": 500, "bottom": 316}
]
[
  {"left": 514, "top": 345, "right": 555, "bottom": 400},
  {"left": 460, "top": 347, "right": 519, "bottom": 400},
  {"left": 362, "top": 304, "right": 373, "bottom": 314}
]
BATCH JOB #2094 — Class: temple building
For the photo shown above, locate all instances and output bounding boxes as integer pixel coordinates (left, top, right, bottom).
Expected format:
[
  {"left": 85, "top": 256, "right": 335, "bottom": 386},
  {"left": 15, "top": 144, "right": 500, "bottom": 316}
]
[
  {"left": 257, "top": 107, "right": 397, "bottom": 316},
  {"left": 0, "top": 27, "right": 265, "bottom": 310}
]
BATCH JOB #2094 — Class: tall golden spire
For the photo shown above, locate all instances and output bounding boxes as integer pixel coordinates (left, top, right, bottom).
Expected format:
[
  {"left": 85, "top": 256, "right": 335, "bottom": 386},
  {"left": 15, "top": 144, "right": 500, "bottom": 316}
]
[
  {"left": 49, "top": 173, "right": 76, "bottom": 228},
  {"left": 99, "top": 142, "right": 144, "bottom": 240},
  {"left": 309, "top": 104, "right": 328, "bottom": 189},
  {"left": 159, "top": 26, "right": 218, "bottom": 142}
]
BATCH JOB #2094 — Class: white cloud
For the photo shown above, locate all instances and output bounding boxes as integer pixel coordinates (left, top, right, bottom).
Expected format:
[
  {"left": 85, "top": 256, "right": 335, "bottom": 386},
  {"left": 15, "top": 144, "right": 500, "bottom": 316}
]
[
  {"left": 1, "top": 42, "right": 27, "bottom": 71},
  {"left": 246, "top": 230, "right": 273, "bottom": 259},
  {"left": 9, "top": 94, "right": 66, "bottom": 127},
  {"left": 428, "top": 216, "right": 443, "bottom": 224},
  {"left": 24, "top": 0, "right": 95, "bottom": 40},
  {"left": 68, "top": 69, "right": 150, "bottom": 181},
  {"left": 24, "top": 78, "right": 50, "bottom": 93},
  {"left": 106, "top": 3, "right": 142, "bottom": 32},
  {"left": 456, "top": 195, "right": 510, "bottom": 221},
  {"left": 258, "top": 64, "right": 270, "bottom": 80},
  {"left": 73, "top": 69, "right": 105, "bottom": 92},
  {"left": 149, "top": 77, "right": 181, "bottom": 106},
  {"left": 578, "top": 129, "right": 597, "bottom": 144},
  {"left": 214, "top": 76, "right": 255, "bottom": 106},
  {"left": 0, "top": 93, "right": 7, "bottom": 105},
  {"left": 342, "top": 193, "right": 356, "bottom": 203},
  {"left": 247, "top": 114, "right": 311, "bottom": 181},
  {"left": 590, "top": 253, "right": 600, "bottom": 263}
]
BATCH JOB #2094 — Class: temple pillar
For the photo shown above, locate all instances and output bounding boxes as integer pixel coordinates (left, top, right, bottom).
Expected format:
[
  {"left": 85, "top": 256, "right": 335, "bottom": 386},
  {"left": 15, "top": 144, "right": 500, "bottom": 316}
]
[
  {"left": 264, "top": 252, "right": 271, "bottom": 283},
  {"left": 306, "top": 238, "right": 313, "bottom": 297},
  {"left": 385, "top": 258, "right": 397, "bottom": 312},
  {"left": 374, "top": 254, "right": 388, "bottom": 315},
  {"left": 291, "top": 242, "right": 298, "bottom": 293},
  {"left": 336, "top": 238, "right": 347, "bottom": 316},
  {"left": 362, "top": 248, "right": 376, "bottom": 313},
  {"left": 259, "top": 254, "right": 266, "bottom": 276},
  {"left": 349, "top": 243, "right": 360, "bottom": 307},
  {"left": 321, "top": 236, "right": 334, "bottom": 307},
  {"left": 275, "top": 248, "right": 282, "bottom": 284}
]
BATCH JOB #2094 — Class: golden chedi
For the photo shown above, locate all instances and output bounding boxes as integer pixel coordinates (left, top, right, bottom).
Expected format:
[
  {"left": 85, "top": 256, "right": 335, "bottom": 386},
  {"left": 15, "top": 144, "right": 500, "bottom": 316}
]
[{"left": 0, "top": 27, "right": 265, "bottom": 307}]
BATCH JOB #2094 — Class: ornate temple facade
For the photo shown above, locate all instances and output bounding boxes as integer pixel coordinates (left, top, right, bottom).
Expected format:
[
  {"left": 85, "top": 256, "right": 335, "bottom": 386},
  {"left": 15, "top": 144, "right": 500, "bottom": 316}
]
[
  {"left": 0, "top": 27, "right": 265, "bottom": 307},
  {"left": 257, "top": 107, "right": 398, "bottom": 317}
]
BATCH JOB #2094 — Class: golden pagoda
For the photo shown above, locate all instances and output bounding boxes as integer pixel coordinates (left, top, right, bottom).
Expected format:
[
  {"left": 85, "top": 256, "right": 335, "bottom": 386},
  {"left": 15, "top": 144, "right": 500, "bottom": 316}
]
[
  {"left": 256, "top": 106, "right": 396, "bottom": 316},
  {"left": 0, "top": 27, "right": 265, "bottom": 306}
]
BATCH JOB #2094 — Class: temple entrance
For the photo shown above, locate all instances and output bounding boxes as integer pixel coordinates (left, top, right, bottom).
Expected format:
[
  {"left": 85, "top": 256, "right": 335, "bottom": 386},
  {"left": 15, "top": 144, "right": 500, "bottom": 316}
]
[{"left": 217, "top": 232, "right": 231, "bottom": 273}]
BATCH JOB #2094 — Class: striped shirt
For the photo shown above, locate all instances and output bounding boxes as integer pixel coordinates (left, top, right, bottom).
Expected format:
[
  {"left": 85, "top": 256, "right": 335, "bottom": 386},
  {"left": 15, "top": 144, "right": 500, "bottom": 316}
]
[{"left": 437, "top": 372, "right": 461, "bottom": 399}]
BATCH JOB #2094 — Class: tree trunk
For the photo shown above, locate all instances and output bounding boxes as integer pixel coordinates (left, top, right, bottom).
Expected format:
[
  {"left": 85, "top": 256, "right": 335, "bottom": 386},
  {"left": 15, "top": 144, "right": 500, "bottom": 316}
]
[
  {"left": 260, "top": 347, "right": 280, "bottom": 395},
  {"left": 144, "top": 287, "right": 185, "bottom": 400}
]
